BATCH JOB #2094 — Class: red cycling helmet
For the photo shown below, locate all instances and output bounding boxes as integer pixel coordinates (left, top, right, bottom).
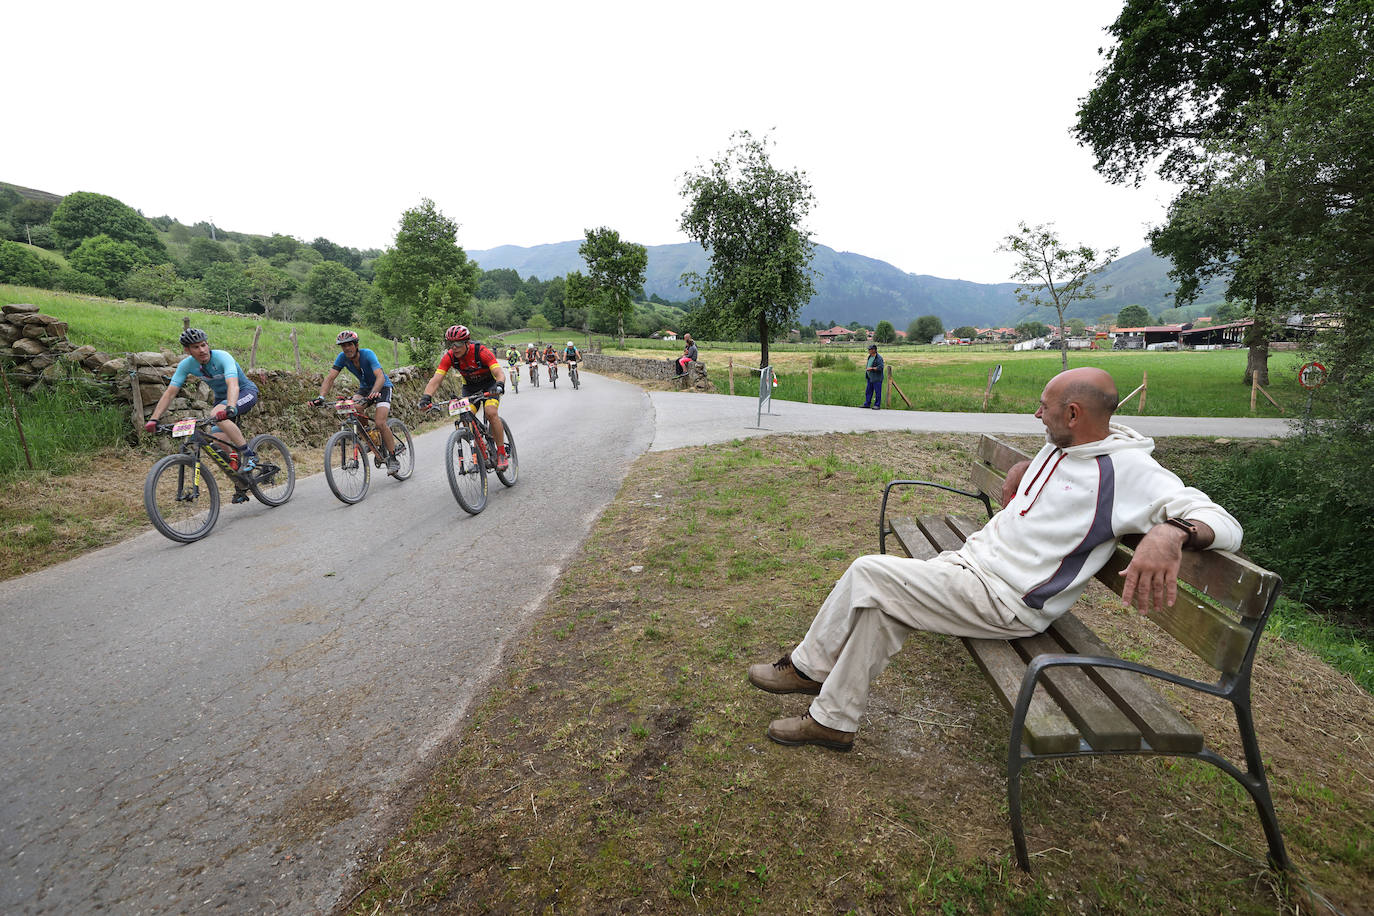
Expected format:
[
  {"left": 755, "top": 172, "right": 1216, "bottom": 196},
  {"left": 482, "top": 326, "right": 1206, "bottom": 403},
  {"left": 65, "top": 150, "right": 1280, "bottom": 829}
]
[
  {"left": 336, "top": 329, "right": 359, "bottom": 345},
  {"left": 445, "top": 325, "right": 471, "bottom": 342}
]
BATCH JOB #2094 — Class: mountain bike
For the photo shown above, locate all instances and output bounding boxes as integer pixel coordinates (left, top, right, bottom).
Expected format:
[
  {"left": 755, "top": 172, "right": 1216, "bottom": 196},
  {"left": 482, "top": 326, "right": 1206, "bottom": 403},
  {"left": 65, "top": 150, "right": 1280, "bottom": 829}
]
[
  {"left": 506, "top": 361, "right": 520, "bottom": 394},
  {"left": 527, "top": 358, "right": 540, "bottom": 387},
  {"left": 547, "top": 360, "right": 558, "bottom": 389},
  {"left": 566, "top": 359, "right": 581, "bottom": 390},
  {"left": 425, "top": 392, "right": 519, "bottom": 515},
  {"left": 315, "top": 396, "right": 415, "bottom": 504},
  {"left": 144, "top": 417, "right": 296, "bottom": 542}
]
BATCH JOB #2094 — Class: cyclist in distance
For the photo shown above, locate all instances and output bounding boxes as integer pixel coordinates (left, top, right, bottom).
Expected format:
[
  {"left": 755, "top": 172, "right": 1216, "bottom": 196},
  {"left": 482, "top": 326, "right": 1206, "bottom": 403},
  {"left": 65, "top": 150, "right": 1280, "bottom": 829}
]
[
  {"left": 543, "top": 343, "right": 558, "bottom": 381},
  {"left": 144, "top": 327, "right": 260, "bottom": 489},
  {"left": 562, "top": 340, "right": 582, "bottom": 364},
  {"left": 311, "top": 329, "right": 400, "bottom": 475},
  {"left": 524, "top": 341, "right": 539, "bottom": 376},
  {"left": 417, "top": 325, "right": 511, "bottom": 470}
]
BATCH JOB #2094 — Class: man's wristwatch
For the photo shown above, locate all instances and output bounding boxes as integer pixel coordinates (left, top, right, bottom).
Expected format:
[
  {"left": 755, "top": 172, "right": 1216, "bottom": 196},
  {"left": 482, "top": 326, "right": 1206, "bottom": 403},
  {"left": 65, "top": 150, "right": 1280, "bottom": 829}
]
[{"left": 1165, "top": 517, "right": 1201, "bottom": 550}]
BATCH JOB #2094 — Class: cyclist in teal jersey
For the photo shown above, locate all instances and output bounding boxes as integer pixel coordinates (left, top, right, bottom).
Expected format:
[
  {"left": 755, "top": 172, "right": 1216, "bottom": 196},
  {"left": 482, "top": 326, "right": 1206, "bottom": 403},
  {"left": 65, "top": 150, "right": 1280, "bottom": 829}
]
[
  {"left": 311, "top": 329, "right": 400, "bottom": 475},
  {"left": 144, "top": 328, "right": 260, "bottom": 487}
]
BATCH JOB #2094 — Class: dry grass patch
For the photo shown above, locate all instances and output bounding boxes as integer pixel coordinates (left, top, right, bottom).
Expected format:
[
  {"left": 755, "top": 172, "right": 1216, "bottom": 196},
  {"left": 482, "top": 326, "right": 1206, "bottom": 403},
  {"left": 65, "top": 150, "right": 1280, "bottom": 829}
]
[{"left": 339, "top": 433, "right": 1372, "bottom": 915}]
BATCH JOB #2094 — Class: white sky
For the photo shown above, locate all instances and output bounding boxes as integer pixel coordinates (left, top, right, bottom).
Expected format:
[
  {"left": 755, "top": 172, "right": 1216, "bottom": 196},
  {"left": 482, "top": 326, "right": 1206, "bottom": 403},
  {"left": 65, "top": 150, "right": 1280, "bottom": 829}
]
[{"left": 7, "top": 0, "right": 1177, "bottom": 284}]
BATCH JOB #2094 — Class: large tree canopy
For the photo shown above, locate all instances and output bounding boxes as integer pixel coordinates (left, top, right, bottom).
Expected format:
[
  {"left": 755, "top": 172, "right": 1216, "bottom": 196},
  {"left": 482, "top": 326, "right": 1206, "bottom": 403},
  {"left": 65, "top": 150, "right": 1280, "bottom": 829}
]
[
  {"left": 50, "top": 191, "right": 166, "bottom": 260},
  {"left": 1074, "top": 0, "right": 1326, "bottom": 385},
  {"left": 679, "top": 131, "right": 817, "bottom": 369}
]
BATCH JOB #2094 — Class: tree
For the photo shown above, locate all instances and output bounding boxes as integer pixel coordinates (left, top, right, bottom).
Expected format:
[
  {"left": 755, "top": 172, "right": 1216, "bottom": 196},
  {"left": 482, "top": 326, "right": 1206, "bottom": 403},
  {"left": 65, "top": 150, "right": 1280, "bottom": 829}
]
[
  {"left": 0, "top": 240, "right": 58, "bottom": 287},
  {"left": 874, "top": 320, "right": 896, "bottom": 344},
  {"left": 952, "top": 326, "right": 977, "bottom": 340},
  {"left": 1215, "top": 301, "right": 1247, "bottom": 323},
  {"left": 122, "top": 263, "right": 182, "bottom": 306},
  {"left": 1067, "top": 318, "right": 1087, "bottom": 337},
  {"left": 202, "top": 262, "right": 252, "bottom": 312},
  {"left": 679, "top": 131, "right": 817, "bottom": 369},
  {"left": 579, "top": 227, "right": 647, "bottom": 347},
  {"left": 242, "top": 257, "right": 293, "bottom": 315},
  {"left": 305, "top": 260, "right": 370, "bottom": 323},
  {"left": 1073, "top": 0, "right": 1325, "bottom": 385},
  {"left": 998, "top": 222, "right": 1117, "bottom": 369},
  {"left": 68, "top": 234, "right": 152, "bottom": 294},
  {"left": 562, "top": 270, "right": 595, "bottom": 331},
  {"left": 372, "top": 198, "right": 479, "bottom": 342},
  {"left": 910, "top": 315, "right": 944, "bottom": 344},
  {"left": 1015, "top": 320, "right": 1050, "bottom": 340},
  {"left": 50, "top": 191, "right": 166, "bottom": 259},
  {"left": 1117, "top": 304, "right": 1152, "bottom": 328}
]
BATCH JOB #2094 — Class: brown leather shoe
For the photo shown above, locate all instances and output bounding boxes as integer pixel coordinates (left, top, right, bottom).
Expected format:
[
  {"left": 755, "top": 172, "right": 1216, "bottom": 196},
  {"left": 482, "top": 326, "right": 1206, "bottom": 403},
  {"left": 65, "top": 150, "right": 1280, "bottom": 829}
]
[
  {"left": 767, "top": 713, "right": 855, "bottom": 751},
  {"left": 748, "top": 654, "right": 822, "bottom": 695}
]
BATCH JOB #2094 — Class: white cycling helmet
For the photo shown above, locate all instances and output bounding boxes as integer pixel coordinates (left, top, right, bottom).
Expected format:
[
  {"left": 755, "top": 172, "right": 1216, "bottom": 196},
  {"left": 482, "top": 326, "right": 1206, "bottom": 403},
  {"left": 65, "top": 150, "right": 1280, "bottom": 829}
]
[{"left": 567, "top": 341, "right": 574, "bottom": 347}]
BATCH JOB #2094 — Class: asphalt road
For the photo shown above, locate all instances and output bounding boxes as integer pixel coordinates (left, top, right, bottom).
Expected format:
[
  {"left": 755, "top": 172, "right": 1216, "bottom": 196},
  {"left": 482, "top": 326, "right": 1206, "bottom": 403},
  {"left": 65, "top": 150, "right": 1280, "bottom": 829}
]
[{"left": 0, "top": 377, "right": 1293, "bottom": 914}]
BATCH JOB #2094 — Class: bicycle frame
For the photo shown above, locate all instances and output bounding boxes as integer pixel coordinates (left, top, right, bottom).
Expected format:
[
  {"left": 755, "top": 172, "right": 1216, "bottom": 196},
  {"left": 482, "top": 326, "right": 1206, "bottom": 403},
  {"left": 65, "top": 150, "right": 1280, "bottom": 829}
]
[
  {"left": 333, "top": 398, "right": 388, "bottom": 457},
  {"left": 172, "top": 417, "right": 245, "bottom": 481},
  {"left": 444, "top": 395, "right": 494, "bottom": 464}
]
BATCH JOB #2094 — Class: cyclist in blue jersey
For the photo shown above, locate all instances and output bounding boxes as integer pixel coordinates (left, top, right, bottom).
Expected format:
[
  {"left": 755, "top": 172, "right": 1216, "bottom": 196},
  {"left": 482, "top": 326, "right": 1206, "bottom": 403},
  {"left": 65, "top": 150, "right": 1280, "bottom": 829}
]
[
  {"left": 311, "top": 329, "right": 401, "bottom": 475},
  {"left": 144, "top": 328, "right": 260, "bottom": 498}
]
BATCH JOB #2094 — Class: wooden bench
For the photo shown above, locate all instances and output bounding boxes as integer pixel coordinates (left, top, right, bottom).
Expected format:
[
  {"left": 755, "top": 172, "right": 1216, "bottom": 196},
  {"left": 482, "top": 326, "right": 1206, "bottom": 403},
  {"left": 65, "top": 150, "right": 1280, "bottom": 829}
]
[{"left": 878, "top": 434, "right": 1289, "bottom": 872}]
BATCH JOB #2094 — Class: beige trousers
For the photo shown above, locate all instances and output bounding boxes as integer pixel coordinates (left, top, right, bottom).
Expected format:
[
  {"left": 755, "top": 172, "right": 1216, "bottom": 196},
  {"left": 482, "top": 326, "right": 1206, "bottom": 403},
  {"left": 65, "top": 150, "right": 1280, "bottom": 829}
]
[{"left": 791, "top": 553, "right": 1036, "bottom": 732}]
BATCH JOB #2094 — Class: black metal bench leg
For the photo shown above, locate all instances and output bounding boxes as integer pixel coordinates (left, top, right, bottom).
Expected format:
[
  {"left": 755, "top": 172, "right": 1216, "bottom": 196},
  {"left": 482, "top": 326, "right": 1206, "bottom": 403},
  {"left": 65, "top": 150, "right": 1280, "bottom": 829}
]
[
  {"left": 1233, "top": 704, "right": 1291, "bottom": 870},
  {"left": 1008, "top": 751, "right": 1032, "bottom": 871}
]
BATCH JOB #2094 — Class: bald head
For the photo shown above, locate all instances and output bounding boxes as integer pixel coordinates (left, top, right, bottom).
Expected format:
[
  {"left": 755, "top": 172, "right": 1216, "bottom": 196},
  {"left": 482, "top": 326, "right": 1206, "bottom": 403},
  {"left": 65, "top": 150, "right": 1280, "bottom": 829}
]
[{"left": 1037, "top": 367, "right": 1118, "bottom": 446}]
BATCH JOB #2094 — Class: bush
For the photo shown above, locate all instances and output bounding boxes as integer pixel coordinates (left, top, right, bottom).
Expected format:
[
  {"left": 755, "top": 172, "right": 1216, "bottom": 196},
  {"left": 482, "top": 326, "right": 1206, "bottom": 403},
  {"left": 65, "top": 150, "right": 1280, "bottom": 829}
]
[
  {"left": 52, "top": 268, "right": 107, "bottom": 295},
  {"left": 813, "top": 353, "right": 856, "bottom": 370},
  {"left": 0, "top": 241, "right": 57, "bottom": 286},
  {"left": 1193, "top": 434, "right": 1373, "bottom": 629}
]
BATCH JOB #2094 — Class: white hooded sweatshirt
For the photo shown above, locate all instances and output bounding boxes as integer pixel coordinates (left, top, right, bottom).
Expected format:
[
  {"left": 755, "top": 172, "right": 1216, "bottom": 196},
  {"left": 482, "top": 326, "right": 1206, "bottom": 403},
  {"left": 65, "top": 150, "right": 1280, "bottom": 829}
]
[{"left": 955, "top": 423, "right": 1243, "bottom": 633}]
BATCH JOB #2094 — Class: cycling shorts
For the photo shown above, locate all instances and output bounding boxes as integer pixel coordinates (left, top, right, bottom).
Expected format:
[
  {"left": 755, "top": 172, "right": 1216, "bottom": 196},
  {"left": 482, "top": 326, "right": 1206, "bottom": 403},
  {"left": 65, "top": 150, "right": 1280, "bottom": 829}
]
[
  {"left": 462, "top": 379, "right": 501, "bottom": 409},
  {"left": 370, "top": 385, "right": 393, "bottom": 408},
  {"left": 220, "top": 388, "right": 259, "bottom": 416}
]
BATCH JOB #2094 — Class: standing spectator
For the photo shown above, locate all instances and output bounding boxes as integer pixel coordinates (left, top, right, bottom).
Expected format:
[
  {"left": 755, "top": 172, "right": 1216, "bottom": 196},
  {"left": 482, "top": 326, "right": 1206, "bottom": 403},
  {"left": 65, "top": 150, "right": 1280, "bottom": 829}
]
[{"left": 863, "top": 344, "right": 884, "bottom": 409}]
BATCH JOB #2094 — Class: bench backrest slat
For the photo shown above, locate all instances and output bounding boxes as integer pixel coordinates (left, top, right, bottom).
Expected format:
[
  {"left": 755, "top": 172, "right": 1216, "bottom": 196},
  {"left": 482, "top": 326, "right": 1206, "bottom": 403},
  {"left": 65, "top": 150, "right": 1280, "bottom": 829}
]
[{"left": 1092, "top": 545, "right": 1254, "bottom": 674}]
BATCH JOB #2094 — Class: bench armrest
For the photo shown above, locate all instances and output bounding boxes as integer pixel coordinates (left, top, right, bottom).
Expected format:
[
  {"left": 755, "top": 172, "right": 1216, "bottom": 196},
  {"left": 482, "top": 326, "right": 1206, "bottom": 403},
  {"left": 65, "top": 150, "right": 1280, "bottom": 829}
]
[
  {"left": 1009, "top": 652, "right": 1228, "bottom": 758},
  {"left": 879, "top": 479, "right": 992, "bottom": 554}
]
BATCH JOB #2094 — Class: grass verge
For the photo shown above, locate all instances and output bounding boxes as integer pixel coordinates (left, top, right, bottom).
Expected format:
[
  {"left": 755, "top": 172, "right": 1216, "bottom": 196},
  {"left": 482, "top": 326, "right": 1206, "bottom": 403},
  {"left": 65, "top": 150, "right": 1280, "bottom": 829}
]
[{"left": 338, "top": 433, "right": 1372, "bottom": 915}]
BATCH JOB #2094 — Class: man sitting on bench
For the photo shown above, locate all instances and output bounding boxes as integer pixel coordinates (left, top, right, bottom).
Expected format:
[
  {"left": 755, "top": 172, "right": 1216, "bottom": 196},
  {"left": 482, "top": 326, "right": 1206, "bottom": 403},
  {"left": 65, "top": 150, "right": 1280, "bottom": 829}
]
[{"left": 747, "top": 366, "right": 1243, "bottom": 751}]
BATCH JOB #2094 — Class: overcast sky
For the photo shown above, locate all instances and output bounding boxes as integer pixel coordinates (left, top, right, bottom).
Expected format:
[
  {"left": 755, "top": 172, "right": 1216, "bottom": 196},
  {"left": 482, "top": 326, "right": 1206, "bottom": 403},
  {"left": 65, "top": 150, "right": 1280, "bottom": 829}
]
[{"left": 8, "top": 0, "right": 1177, "bottom": 284}]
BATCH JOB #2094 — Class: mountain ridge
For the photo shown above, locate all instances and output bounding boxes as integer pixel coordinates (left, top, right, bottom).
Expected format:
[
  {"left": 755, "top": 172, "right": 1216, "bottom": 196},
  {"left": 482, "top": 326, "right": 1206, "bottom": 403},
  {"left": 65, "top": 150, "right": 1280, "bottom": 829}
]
[{"left": 469, "top": 241, "right": 1227, "bottom": 330}]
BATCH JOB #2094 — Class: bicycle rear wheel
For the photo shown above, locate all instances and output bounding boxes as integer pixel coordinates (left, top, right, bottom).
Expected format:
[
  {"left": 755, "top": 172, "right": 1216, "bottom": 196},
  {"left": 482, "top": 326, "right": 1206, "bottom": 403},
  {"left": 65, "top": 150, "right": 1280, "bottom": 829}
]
[
  {"left": 145, "top": 453, "right": 220, "bottom": 542},
  {"left": 247, "top": 434, "right": 296, "bottom": 506},
  {"left": 493, "top": 419, "right": 518, "bottom": 487},
  {"left": 324, "top": 430, "right": 369, "bottom": 503},
  {"left": 531, "top": 364, "right": 539, "bottom": 387},
  {"left": 445, "top": 424, "right": 488, "bottom": 514},
  {"left": 386, "top": 418, "right": 415, "bottom": 480},
  {"left": 509, "top": 365, "right": 519, "bottom": 393}
]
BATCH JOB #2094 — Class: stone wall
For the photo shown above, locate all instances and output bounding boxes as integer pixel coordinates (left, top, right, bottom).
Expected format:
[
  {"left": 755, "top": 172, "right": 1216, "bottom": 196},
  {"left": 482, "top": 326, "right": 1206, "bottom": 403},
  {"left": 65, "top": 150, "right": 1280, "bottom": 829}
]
[{"left": 582, "top": 353, "right": 713, "bottom": 391}]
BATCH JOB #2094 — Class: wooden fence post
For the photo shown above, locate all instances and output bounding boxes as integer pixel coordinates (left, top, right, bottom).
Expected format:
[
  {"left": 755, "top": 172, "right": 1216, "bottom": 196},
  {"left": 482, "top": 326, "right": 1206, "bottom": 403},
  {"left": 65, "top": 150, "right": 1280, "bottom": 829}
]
[
  {"left": 127, "top": 357, "right": 145, "bottom": 428},
  {"left": 728, "top": 356, "right": 735, "bottom": 396},
  {"left": 249, "top": 325, "right": 262, "bottom": 370},
  {"left": 807, "top": 367, "right": 813, "bottom": 403},
  {"left": 290, "top": 327, "right": 300, "bottom": 374},
  {"left": 393, "top": 338, "right": 399, "bottom": 369}
]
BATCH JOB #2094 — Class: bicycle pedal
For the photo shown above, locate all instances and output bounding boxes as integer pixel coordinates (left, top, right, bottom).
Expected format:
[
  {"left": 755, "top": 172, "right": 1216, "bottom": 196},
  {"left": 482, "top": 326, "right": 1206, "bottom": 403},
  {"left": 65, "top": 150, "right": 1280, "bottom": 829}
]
[{"left": 232, "top": 491, "right": 250, "bottom": 504}]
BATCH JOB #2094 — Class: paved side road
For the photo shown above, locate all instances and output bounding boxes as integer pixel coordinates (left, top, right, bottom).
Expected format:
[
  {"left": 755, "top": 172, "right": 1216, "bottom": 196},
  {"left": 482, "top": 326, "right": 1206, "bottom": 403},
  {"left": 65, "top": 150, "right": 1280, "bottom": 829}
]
[{"left": 646, "top": 391, "right": 1296, "bottom": 452}]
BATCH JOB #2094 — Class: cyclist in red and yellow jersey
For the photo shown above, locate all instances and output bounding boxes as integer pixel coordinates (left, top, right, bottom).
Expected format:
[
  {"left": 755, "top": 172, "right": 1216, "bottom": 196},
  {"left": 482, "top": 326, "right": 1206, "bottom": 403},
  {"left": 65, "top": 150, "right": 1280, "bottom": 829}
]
[{"left": 418, "top": 325, "right": 510, "bottom": 470}]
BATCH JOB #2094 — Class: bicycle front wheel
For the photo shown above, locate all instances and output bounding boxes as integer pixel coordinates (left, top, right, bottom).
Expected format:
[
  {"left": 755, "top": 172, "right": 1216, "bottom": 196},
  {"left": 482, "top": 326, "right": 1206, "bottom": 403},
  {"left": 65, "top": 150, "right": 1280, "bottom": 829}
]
[
  {"left": 144, "top": 453, "right": 220, "bottom": 542},
  {"left": 509, "top": 367, "right": 519, "bottom": 394},
  {"left": 571, "top": 367, "right": 580, "bottom": 389},
  {"left": 445, "top": 424, "right": 488, "bottom": 514},
  {"left": 386, "top": 418, "right": 415, "bottom": 480},
  {"left": 324, "top": 430, "right": 369, "bottom": 503},
  {"left": 493, "top": 419, "right": 518, "bottom": 487},
  {"left": 247, "top": 434, "right": 296, "bottom": 507}
]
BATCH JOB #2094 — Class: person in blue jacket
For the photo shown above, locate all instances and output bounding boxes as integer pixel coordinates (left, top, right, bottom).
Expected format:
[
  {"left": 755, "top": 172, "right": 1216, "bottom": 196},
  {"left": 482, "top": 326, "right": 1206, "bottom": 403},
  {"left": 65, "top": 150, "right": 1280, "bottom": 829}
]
[
  {"left": 863, "top": 344, "right": 884, "bottom": 409},
  {"left": 312, "top": 330, "right": 400, "bottom": 475}
]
